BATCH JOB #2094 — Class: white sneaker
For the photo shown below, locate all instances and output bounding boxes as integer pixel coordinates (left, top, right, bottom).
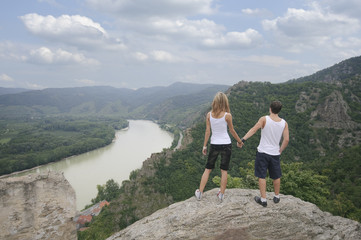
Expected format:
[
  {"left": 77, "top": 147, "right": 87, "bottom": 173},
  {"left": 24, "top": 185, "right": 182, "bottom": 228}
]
[
  {"left": 217, "top": 190, "right": 224, "bottom": 202},
  {"left": 195, "top": 189, "right": 202, "bottom": 200}
]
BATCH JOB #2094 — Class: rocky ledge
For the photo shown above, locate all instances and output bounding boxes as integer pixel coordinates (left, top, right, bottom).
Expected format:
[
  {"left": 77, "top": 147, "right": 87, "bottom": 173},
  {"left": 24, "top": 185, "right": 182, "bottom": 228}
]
[
  {"left": 107, "top": 188, "right": 361, "bottom": 240},
  {"left": 0, "top": 172, "right": 77, "bottom": 240}
]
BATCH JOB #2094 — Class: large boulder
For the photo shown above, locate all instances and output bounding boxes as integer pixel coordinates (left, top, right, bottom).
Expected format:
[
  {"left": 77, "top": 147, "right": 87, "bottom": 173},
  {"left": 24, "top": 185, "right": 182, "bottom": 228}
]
[
  {"left": 107, "top": 188, "right": 361, "bottom": 240},
  {"left": 0, "top": 172, "right": 77, "bottom": 240}
]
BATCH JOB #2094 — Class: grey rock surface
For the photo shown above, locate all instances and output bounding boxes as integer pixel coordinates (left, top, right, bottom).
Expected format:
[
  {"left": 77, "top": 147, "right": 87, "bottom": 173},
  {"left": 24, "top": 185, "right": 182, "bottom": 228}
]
[
  {"left": 107, "top": 188, "right": 361, "bottom": 240},
  {"left": 0, "top": 172, "right": 77, "bottom": 240}
]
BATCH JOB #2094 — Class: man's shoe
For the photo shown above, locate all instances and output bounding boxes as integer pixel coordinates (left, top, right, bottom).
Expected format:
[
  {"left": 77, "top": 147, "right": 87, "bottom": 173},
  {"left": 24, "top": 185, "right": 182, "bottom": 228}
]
[
  {"left": 254, "top": 196, "right": 267, "bottom": 207},
  {"left": 273, "top": 196, "right": 280, "bottom": 203},
  {"left": 195, "top": 189, "right": 202, "bottom": 200}
]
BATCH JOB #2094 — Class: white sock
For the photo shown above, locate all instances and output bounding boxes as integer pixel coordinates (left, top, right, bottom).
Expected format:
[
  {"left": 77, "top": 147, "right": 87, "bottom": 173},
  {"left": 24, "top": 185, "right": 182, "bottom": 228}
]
[
  {"left": 274, "top": 195, "right": 280, "bottom": 199},
  {"left": 261, "top": 197, "right": 267, "bottom": 202}
]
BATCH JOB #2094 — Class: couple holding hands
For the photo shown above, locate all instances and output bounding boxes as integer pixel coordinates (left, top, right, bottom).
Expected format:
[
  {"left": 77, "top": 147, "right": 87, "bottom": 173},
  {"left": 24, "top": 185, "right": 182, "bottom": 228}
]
[{"left": 195, "top": 92, "right": 289, "bottom": 207}]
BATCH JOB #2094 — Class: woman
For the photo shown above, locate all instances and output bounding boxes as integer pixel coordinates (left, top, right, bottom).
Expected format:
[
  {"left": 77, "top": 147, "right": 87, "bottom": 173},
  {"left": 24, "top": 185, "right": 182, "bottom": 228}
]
[{"left": 195, "top": 92, "right": 243, "bottom": 202}]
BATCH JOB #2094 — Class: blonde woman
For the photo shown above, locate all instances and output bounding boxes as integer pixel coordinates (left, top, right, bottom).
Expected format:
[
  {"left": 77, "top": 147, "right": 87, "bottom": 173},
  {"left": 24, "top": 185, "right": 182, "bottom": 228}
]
[{"left": 195, "top": 92, "right": 243, "bottom": 202}]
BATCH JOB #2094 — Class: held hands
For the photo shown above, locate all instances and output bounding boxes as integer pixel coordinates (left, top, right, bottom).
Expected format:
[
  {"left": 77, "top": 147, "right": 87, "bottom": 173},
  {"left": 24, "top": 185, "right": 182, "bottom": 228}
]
[
  {"left": 237, "top": 138, "right": 246, "bottom": 148},
  {"left": 237, "top": 142, "right": 244, "bottom": 148}
]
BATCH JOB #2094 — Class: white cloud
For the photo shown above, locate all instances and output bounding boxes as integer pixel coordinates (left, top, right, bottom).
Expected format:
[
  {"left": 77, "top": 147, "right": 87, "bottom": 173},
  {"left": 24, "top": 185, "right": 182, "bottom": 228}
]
[
  {"left": 20, "top": 13, "right": 126, "bottom": 50},
  {"left": 0, "top": 73, "right": 14, "bottom": 82},
  {"left": 202, "top": 29, "right": 262, "bottom": 49},
  {"left": 148, "top": 18, "right": 223, "bottom": 39},
  {"left": 262, "top": 3, "right": 360, "bottom": 51},
  {"left": 150, "top": 50, "right": 178, "bottom": 62},
  {"left": 241, "top": 55, "right": 299, "bottom": 67},
  {"left": 241, "top": 8, "right": 271, "bottom": 17},
  {"left": 86, "top": 0, "right": 215, "bottom": 18},
  {"left": 133, "top": 52, "right": 148, "bottom": 61},
  {"left": 25, "top": 47, "right": 100, "bottom": 65},
  {"left": 323, "top": 0, "right": 361, "bottom": 20}
]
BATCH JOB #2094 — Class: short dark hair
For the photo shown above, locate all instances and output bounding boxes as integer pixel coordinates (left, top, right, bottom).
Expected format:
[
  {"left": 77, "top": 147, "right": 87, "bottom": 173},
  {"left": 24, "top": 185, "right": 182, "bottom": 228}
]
[{"left": 270, "top": 101, "right": 282, "bottom": 114}]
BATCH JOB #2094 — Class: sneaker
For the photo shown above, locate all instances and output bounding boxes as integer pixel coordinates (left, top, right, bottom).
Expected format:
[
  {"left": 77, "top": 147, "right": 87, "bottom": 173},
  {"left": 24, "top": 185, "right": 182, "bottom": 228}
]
[
  {"left": 195, "top": 189, "right": 202, "bottom": 200},
  {"left": 273, "top": 196, "right": 280, "bottom": 203},
  {"left": 254, "top": 196, "right": 267, "bottom": 207},
  {"left": 217, "top": 190, "right": 224, "bottom": 202}
]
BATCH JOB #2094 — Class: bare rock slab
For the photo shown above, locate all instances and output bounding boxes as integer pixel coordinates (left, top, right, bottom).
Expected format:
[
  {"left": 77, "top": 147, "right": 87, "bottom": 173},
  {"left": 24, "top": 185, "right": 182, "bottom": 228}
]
[
  {"left": 0, "top": 172, "right": 77, "bottom": 240},
  {"left": 107, "top": 188, "right": 361, "bottom": 240}
]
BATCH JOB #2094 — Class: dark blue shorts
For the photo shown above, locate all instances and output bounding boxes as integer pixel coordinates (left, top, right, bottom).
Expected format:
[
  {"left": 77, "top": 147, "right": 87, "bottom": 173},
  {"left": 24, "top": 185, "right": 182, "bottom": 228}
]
[
  {"left": 206, "top": 144, "right": 232, "bottom": 170},
  {"left": 255, "top": 151, "right": 282, "bottom": 179}
]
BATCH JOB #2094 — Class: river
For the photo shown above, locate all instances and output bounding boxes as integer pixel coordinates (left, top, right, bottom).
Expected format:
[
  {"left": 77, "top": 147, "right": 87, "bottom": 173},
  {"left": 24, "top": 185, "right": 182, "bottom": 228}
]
[{"left": 11, "top": 120, "right": 174, "bottom": 210}]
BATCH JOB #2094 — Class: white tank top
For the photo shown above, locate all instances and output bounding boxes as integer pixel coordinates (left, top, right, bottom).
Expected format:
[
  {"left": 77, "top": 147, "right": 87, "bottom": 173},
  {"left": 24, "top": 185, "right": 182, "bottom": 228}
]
[
  {"left": 257, "top": 116, "right": 286, "bottom": 156},
  {"left": 210, "top": 112, "right": 231, "bottom": 145}
]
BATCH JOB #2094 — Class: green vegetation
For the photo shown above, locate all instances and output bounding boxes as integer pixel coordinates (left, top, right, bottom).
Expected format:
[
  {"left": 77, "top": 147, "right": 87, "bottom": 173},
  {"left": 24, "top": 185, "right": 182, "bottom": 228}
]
[
  {"left": 80, "top": 64, "right": 361, "bottom": 239},
  {"left": 0, "top": 117, "right": 128, "bottom": 175},
  {"left": 2, "top": 58, "right": 361, "bottom": 239}
]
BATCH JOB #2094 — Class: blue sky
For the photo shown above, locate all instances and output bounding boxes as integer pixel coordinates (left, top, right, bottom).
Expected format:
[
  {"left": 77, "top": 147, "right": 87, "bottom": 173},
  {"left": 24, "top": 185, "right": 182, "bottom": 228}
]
[{"left": 1, "top": 0, "right": 360, "bottom": 89}]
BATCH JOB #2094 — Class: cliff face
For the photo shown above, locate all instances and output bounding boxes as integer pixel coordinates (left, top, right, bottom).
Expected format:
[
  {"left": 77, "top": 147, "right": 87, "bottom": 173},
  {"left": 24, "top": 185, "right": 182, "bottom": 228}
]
[
  {"left": 107, "top": 188, "right": 361, "bottom": 240},
  {"left": 0, "top": 172, "right": 77, "bottom": 240}
]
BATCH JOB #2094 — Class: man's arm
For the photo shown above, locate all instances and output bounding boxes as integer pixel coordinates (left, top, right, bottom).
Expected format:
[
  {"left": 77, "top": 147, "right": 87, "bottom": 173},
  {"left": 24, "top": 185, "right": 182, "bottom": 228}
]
[
  {"left": 242, "top": 116, "right": 265, "bottom": 141},
  {"left": 279, "top": 122, "right": 289, "bottom": 154}
]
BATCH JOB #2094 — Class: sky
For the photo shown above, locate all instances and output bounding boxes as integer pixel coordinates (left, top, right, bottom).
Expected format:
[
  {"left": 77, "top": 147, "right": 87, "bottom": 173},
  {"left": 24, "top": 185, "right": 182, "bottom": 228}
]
[{"left": 1, "top": 0, "right": 361, "bottom": 90}]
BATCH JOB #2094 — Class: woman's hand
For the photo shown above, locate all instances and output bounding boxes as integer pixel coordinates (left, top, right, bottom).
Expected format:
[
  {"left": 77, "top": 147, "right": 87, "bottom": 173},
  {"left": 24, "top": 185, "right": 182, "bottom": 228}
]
[{"left": 202, "top": 146, "right": 207, "bottom": 155}]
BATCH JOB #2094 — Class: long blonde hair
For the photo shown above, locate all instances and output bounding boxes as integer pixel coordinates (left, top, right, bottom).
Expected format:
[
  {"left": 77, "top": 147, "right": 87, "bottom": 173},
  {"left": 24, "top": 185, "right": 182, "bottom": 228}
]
[{"left": 212, "top": 92, "right": 230, "bottom": 116}]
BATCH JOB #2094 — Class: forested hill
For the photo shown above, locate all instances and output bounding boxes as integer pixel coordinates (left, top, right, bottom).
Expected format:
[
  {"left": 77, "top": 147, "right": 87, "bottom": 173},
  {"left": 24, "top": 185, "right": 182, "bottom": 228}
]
[
  {"left": 0, "top": 82, "right": 229, "bottom": 126},
  {"left": 0, "top": 82, "right": 229, "bottom": 175},
  {"left": 288, "top": 55, "right": 361, "bottom": 84},
  {"left": 79, "top": 55, "right": 361, "bottom": 239}
]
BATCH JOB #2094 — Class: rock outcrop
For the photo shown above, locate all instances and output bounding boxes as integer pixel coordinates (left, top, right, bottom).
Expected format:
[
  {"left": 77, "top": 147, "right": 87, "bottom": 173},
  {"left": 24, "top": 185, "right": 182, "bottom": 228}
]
[
  {"left": 0, "top": 172, "right": 77, "bottom": 240},
  {"left": 107, "top": 188, "right": 361, "bottom": 240}
]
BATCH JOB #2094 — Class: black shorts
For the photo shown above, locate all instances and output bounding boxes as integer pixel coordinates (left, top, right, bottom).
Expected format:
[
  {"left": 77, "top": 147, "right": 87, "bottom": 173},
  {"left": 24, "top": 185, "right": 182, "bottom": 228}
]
[
  {"left": 206, "top": 144, "right": 232, "bottom": 170},
  {"left": 255, "top": 151, "right": 282, "bottom": 179}
]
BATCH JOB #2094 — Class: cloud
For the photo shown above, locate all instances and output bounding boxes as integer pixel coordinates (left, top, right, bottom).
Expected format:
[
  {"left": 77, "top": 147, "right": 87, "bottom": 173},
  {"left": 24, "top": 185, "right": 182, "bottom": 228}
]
[
  {"left": 323, "top": 0, "right": 361, "bottom": 20},
  {"left": 241, "top": 8, "right": 271, "bottom": 17},
  {"left": 150, "top": 50, "right": 178, "bottom": 62},
  {"left": 85, "top": 0, "right": 215, "bottom": 18},
  {"left": 0, "top": 73, "right": 14, "bottom": 82},
  {"left": 241, "top": 55, "right": 299, "bottom": 67},
  {"left": 202, "top": 29, "right": 263, "bottom": 49},
  {"left": 75, "top": 78, "right": 97, "bottom": 86},
  {"left": 25, "top": 47, "right": 100, "bottom": 65},
  {"left": 262, "top": 3, "right": 360, "bottom": 51},
  {"left": 20, "top": 13, "right": 126, "bottom": 50},
  {"left": 133, "top": 52, "right": 148, "bottom": 61}
]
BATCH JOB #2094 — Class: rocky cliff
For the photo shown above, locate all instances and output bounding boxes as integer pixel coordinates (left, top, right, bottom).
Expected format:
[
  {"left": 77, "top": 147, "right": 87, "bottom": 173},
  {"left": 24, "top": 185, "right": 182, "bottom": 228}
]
[
  {"left": 107, "top": 188, "right": 361, "bottom": 240},
  {"left": 0, "top": 172, "right": 77, "bottom": 240}
]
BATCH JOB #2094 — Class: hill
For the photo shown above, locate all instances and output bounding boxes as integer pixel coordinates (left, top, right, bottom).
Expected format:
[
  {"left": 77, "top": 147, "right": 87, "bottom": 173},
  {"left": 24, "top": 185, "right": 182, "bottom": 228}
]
[
  {"left": 0, "top": 87, "right": 29, "bottom": 95},
  {"left": 288, "top": 55, "right": 361, "bottom": 84},
  {"left": 0, "top": 82, "right": 229, "bottom": 126},
  {"left": 79, "top": 55, "right": 361, "bottom": 239},
  {"left": 0, "top": 82, "right": 228, "bottom": 175}
]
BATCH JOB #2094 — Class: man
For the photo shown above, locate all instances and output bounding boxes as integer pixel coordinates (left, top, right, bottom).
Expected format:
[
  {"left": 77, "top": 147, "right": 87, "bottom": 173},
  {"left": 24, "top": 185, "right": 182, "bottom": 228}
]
[{"left": 238, "top": 101, "right": 289, "bottom": 207}]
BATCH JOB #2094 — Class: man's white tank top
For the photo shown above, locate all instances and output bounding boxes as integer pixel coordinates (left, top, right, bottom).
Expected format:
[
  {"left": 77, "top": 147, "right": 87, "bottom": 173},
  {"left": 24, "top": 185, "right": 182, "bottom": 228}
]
[
  {"left": 210, "top": 112, "right": 231, "bottom": 145},
  {"left": 257, "top": 115, "right": 286, "bottom": 156}
]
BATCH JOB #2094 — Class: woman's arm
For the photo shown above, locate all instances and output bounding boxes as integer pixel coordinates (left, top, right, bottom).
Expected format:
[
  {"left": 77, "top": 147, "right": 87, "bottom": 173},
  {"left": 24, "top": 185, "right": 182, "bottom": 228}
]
[
  {"left": 202, "top": 112, "right": 211, "bottom": 155},
  {"left": 225, "top": 113, "right": 242, "bottom": 144}
]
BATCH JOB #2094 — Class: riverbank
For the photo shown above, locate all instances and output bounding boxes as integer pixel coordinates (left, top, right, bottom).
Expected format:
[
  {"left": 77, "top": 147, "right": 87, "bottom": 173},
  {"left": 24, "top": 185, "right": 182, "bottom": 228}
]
[{"left": 4, "top": 120, "right": 174, "bottom": 210}]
